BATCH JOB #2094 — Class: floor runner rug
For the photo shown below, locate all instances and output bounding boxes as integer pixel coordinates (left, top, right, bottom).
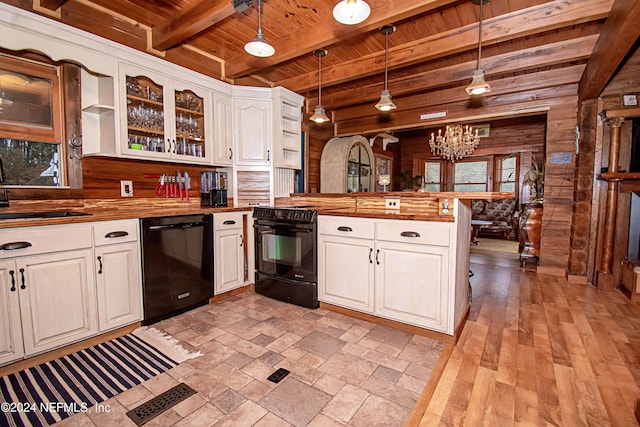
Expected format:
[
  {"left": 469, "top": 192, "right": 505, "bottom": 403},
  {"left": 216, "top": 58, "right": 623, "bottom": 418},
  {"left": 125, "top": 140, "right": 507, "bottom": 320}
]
[{"left": 0, "top": 327, "right": 200, "bottom": 427}]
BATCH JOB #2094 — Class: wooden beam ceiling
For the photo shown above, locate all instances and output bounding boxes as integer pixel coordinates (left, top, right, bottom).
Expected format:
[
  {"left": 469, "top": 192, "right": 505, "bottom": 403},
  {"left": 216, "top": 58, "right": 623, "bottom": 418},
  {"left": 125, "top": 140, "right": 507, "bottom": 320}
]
[
  {"left": 279, "top": 0, "right": 612, "bottom": 93},
  {"left": 224, "top": 0, "right": 459, "bottom": 79},
  {"left": 311, "top": 35, "right": 598, "bottom": 110},
  {"left": 578, "top": 0, "right": 640, "bottom": 102},
  {"left": 152, "top": 0, "right": 236, "bottom": 51},
  {"left": 40, "top": 0, "right": 67, "bottom": 11}
]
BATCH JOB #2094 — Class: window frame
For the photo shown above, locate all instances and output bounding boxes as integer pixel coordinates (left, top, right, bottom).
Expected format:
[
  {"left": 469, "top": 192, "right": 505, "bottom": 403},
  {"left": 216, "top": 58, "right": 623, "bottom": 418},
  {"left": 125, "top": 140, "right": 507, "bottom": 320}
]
[
  {"left": 452, "top": 157, "right": 492, "bottom": 192},
  {"left": 495, "top": 154, "right": 519, "bottom": 194}
]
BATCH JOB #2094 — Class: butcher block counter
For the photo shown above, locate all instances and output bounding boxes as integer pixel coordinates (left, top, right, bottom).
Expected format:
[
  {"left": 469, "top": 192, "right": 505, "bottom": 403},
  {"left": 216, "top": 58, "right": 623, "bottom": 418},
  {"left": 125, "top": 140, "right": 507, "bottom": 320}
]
[{"left": 0, "top": 198, "right": 246, "bottom": 229}]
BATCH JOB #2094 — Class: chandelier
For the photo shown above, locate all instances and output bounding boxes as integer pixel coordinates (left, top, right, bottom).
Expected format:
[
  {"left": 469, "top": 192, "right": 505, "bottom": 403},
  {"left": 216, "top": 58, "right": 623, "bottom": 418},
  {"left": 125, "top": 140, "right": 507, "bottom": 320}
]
[{"left": 429, "top": 124, "right": 480, "bottom": 161}]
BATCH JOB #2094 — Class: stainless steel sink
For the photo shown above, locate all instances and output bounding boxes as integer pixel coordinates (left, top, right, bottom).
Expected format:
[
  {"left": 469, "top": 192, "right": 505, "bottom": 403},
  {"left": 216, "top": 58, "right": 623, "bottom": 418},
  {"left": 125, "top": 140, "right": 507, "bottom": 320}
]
[{"left": 0, "top": 211, "right": 93, "bottom": 220}]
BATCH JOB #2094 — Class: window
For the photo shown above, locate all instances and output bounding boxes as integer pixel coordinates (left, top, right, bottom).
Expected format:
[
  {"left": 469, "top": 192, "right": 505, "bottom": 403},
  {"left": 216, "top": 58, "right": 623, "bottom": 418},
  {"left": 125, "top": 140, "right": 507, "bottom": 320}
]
[
  {"left": 454, "top": 160, "right": 488, "bottom": 192},
  {"left": 0, "top": 55, "right": 63, "bottom": 187},
  {"left": 497, "top": 156, "right": 517, "bottom": 192},
  {"left": 424, "top": 161, "right": 441, "bottom": 191}
]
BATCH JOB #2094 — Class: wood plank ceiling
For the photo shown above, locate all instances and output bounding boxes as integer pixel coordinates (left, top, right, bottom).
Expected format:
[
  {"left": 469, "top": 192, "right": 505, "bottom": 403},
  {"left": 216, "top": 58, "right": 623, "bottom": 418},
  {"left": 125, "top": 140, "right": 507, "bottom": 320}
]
[{"left": 5, "top": 0, "right": 620, "bottom": 134}]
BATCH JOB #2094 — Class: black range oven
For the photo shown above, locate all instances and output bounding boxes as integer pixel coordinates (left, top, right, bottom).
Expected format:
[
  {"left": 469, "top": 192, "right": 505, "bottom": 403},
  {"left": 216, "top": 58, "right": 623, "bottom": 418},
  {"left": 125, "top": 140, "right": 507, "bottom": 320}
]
[{"left": 253, "top": 206, "right": 318, "bottom": 309}]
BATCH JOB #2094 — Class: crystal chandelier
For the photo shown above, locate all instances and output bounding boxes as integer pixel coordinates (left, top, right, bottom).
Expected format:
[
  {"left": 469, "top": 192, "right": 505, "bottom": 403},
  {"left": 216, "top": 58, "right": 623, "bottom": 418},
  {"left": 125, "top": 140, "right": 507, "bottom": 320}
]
[{"left": 429, "top": 124, "right": 480, "bottom": 161}]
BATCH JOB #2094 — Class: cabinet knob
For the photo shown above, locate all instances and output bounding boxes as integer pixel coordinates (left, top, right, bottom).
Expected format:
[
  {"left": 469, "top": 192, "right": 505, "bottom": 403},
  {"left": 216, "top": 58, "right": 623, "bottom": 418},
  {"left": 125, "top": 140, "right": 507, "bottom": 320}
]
[
  {"left": 229, "top": 148, "right": 233, "bottom": 160},
  {"left": 376, "top": 249, "right": 380, "bottom": 265},
  {"left": 97, "top": 256, "right": 103, "bottom": 274},
  {"left": 369, "top": 248, "right": 373, "bottom": 264}
]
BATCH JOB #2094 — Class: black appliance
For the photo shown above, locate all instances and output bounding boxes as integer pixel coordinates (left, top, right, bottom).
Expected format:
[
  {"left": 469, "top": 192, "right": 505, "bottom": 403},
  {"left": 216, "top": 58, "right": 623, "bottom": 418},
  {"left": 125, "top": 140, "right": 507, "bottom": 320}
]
[
  {"left": 140, "top": 214, "right": 214, "bottom": 325},
  {"left": 253, "top": 206, "right": 318, "bottom": 309},
  {"left": 200, "top": 171, "right": 228, "bottom": 207}
]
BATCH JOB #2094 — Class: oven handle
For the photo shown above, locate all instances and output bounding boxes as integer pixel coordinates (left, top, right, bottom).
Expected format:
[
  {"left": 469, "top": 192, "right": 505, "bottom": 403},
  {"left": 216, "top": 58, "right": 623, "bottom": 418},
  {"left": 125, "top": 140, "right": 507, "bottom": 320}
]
[{"left": 254, "top": 223, "right": 315, "bottom": 233}]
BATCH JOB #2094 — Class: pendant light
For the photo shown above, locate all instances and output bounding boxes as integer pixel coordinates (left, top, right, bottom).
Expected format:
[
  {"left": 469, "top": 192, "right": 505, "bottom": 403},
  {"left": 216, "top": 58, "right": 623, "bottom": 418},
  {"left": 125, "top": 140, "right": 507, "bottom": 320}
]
[
  {"left": 466, "top": 0, "right": 491, "bottom": 95},
  {"left": 333, "top": 0, "right": 371, "bottom": 25},
  {"left": 310, "top": 49, "right": 330, "bottom": 124},
  {"left": 375, "top": 25, "right": 397, "bottom": 112},
  {"left": 244, "top": 0, "right": 275, "bottom": 58}
]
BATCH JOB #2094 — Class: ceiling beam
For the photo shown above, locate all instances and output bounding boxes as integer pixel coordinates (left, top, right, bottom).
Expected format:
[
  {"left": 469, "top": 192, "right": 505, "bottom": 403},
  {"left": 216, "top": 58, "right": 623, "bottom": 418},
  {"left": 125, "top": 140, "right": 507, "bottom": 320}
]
[
  {"left": 280, "top": 0, "right": 613, "bottom": 93},
  {"left": 152, "top": 0, "right": 236, "bottom": 52},
  {"left": 334, "top": 66, "right": 585, "bottom": 124},
  {"left": 40, "top": 0, "right": 67, "bottom": 10},
  {"left": 310, "top": 35, "right": 597, "bottom": 110},
  {"left": 224, "top": 0, "right": 458, "bottom": 79},
  {"left": 578, "top": 0, "right": 640, "bottom": 102}
]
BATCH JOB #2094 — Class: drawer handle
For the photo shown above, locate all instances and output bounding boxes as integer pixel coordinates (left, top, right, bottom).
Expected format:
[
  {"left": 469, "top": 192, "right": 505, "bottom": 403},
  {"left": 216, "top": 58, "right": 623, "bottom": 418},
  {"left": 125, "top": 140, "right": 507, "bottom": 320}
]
[
  {"left": 223, "top": 220, "right": 236, "bottom": 225},
  {"left": 401, "top": 231, "right": 421, "bottom": 238},
  {"left": 97, "top": 256, "right": 103, "bottom": 274},
  {"left": 337, "top": 226, "right": 353, "bottom": 232},
  {"left": 9, "top": 270, "right": 15, "bottom": 292},
  {"left": 0, "top": 241, "right": 32, "bottom": 251},
  {"left": 19, "top": 268, "right": 25, "bottom": 290},
  {"left": 105, "top": 231, "right": 129, "bottom": 239}
]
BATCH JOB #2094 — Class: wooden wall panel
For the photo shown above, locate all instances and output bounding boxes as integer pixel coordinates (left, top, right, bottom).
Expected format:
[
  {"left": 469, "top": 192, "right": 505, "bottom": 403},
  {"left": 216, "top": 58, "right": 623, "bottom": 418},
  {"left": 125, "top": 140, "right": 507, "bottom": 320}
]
[
  {"left": 82, "top": 156, "right": 215, "bottom": 200},
  {"left": 304, "top": 122, "right": 334, "bottom": 194},
  {"left": 236, "top": 170, "right": 270, "bottom": 207}
]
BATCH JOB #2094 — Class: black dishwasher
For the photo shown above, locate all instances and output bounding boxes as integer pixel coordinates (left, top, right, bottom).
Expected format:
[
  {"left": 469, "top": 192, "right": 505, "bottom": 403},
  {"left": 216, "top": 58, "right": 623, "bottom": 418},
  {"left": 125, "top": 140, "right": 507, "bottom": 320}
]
[{"left": 140, "top": 214, "right": 214, "bottom": 325}]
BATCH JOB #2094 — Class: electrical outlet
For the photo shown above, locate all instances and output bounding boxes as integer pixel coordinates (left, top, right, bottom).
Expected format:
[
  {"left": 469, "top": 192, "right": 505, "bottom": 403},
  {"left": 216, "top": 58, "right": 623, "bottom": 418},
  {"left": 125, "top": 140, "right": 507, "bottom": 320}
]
[
  {"left": 385, "top": 198, "right": 400, "bottom": 210},
  {"left": 120, "top": 180, "right": 133, "bottom": 197}
]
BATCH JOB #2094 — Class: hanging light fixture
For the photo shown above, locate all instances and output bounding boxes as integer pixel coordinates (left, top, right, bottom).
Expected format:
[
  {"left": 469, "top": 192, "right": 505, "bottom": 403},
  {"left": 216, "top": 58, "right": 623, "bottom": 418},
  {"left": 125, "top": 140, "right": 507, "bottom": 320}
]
[
  {"left": 429, "top": 124, "right": 480, "bottom": 161},
  {"left": 375, "top": 25, "right": 397, "bottom": 112},
  {"left": 333, "top": 0, "right": 371, "bottom": 25},
  {"left": 244, "top": 0, "right": 275, "bottom": 58},
  {"left": 466, "top": 0, "right": 491, "bottom": 96},
  {"left": 310, "top": 49, "right": 330, "bottom": 123}
]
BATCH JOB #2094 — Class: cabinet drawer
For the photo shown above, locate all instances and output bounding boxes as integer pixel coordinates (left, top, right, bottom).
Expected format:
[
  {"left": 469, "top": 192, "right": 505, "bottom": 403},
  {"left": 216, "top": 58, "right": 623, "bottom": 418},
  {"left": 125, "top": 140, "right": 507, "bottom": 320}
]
[
  {"left": 375, "top": 220, "right": 451, "bottom": 246},
  {"left": 319, "top": 216, "right": 375, "bottom": 239},
  {"left": 214, "top": 212, "right": 244, "bottom": 230},
  {"left": 0, "top": 224, "right": 93, "bottom": 258},
  {"left": 93, "top": 220, "right": 139, "bottom": 246}
]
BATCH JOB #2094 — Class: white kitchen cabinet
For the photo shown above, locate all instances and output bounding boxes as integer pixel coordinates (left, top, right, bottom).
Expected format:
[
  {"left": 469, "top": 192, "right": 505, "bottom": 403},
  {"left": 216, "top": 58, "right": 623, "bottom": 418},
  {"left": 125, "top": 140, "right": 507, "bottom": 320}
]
[
  {"left": 272, "top": 88, "right": 304, "bottom": 169},
  {"left": 213, "top": 91, "right": 233, "bottom": 166},
  {"left": 318, "top": 213, "right": 469, "bottom": 336},
  {"left": 0, "top": 260, "right": 24, "bottom": 366},
  {"left": 0, "top": 224, "right": 97, "bottom": 364},
  {"left": 375, "top": 240, "right": 449, "bottom": 332},
  {"left": 318, "top": 217, "right": 375, "bottom": 313},
  {"left": 119, "top": 62, "right": 213, "bottom": 164},
  {"left": 214, "top": 212, "right": 246, "bottom": 294},
  {"left": 233, "top": 89, "right": 272, "bottom": 166},
  {"left": 93, "top": 220, "right": 142, "bottom": 332}
]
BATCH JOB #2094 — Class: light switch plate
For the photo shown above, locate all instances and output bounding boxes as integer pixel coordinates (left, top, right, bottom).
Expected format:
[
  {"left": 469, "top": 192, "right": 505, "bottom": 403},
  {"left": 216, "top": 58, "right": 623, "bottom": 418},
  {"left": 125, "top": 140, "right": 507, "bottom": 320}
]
[{"left": 120, "top": 180, "right": 133, "bottom": 197}]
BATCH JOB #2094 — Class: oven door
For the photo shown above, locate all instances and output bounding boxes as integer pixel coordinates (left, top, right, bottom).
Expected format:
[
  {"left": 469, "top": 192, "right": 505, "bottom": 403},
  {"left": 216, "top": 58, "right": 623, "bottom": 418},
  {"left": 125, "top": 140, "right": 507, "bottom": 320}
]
[{"left": 254, "top": 219, "right": 317, "bottom": 283}]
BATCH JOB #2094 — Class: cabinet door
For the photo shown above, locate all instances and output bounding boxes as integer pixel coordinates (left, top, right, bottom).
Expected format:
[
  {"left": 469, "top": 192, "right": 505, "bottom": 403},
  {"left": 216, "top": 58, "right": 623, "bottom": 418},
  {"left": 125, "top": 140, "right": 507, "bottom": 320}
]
[
  {"left": 375, "top": 241, "right": 449, "bottom": 333},
  {"left": 119, "top": 62, "right": 171, "bottom": 160},
  {"left": 318, "top": 235, "right": 375, "bottom": 313},
  {"left": 214, "top": 227, "right": 245, "bottom": 294},
  {"left": 17, "top": 249, "right": 98, "bottom": 356},
  {"left": 0, "top": 260, "right": 24, "bottom": 365},
  {"left": 233, "top": 98, "right": 272, "bottom": 165},
  {"left": 213, "top": 92, "right": 233, "bottom": 166},
  {"left": 95, "top": 242, "right": 142, "bottom": 332},
  {"left": 170, "top": 80, "right": 212, "bottom": 164}
]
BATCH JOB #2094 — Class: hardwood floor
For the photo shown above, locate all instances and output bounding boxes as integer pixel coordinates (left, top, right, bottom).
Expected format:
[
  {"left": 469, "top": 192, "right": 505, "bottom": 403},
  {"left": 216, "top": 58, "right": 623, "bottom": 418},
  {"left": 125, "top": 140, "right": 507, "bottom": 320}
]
[{"left": 418, "top": 247, "right": 640, "bottom": 426}]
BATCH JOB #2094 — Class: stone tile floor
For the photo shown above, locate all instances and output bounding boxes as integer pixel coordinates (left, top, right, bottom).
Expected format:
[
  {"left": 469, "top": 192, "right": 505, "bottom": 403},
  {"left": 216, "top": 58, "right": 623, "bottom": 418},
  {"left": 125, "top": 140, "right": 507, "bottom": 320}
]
[{"left": 58, "top": 293, "right": 445, "bottom": 426}]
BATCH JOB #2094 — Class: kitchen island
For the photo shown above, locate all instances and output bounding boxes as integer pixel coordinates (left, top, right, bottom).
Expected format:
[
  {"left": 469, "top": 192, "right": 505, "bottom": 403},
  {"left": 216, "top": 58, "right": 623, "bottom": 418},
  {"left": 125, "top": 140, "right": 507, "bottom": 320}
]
[{"left": 277, "top": 192, "right": 477, "bottom": 343}]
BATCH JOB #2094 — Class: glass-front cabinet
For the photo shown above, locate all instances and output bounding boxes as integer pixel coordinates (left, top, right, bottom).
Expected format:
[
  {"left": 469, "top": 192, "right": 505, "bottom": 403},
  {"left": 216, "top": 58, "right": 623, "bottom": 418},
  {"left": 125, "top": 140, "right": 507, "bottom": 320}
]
[
  {"left": 347, "top": 142, "right": 372, "bottom": 193},
  {"left": 119, "top": 63, "right": 212, "bottom": 164}
]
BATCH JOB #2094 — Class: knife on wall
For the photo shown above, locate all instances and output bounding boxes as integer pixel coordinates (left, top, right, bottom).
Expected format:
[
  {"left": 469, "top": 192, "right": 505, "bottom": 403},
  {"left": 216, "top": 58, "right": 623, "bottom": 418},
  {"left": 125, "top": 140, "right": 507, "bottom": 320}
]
[
  {"left": 184, "top": 171, "right": 191, "bottom": 201},
  {"left": 177, "top": 170, "right": 183, "bottom": 200}
]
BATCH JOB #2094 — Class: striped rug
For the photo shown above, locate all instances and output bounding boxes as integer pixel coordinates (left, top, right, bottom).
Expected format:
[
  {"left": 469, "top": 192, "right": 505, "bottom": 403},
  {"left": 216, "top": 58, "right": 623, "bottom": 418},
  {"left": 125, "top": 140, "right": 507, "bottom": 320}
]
[{"left": 0, "top": 327, "right": 199, "bottom": 427}]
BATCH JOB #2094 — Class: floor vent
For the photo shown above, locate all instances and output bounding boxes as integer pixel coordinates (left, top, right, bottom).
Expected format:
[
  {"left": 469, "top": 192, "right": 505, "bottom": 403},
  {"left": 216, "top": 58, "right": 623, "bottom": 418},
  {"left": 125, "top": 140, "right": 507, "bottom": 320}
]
[{"left": 126, "top": 383, "right": 197, "bottom": 425}]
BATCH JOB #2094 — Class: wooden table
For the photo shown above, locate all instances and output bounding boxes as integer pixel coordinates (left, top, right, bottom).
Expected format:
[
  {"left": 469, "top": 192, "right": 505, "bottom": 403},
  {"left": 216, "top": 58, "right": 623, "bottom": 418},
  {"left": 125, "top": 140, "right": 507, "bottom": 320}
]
[{"left": 471, "top": 219, "right": 493, "bottom": 245}]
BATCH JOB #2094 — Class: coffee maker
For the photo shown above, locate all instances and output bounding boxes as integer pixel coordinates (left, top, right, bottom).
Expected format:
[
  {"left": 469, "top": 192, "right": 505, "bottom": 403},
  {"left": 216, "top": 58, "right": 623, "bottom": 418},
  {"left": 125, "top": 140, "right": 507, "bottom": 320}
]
[{"left": 200, "top": 171, "right": 228, "bottom": 207}]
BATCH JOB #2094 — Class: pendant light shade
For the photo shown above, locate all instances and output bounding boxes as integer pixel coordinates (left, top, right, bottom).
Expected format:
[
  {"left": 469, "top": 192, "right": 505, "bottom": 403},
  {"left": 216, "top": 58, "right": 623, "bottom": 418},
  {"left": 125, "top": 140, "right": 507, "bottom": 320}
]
[
  {"left": 310, "top": 49, "right": 330, "bottom": 123},
  {"left": 466, "top": 0, "right": 490, "bottom": 95},
  {"left": 244, "top": 0, "right": 275, "bottom": 57},
  {"left": 333, "top": 0, "right": 371, "bottom": 25},
  {"left": 375, "top": 25, "right": 397, "bottom": 112}
]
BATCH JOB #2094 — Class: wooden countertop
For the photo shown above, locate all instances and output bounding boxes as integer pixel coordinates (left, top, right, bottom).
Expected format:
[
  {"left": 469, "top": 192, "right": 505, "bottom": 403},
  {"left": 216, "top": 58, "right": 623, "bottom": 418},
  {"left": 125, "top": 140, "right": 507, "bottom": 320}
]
[{"left": 0, "top": 198, "right": 249, "bottom": 229}]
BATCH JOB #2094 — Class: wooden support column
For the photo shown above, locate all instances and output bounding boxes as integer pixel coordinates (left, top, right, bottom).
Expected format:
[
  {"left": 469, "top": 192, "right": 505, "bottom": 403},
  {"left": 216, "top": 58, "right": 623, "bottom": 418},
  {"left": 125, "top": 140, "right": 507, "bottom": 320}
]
[{"left": 597, "top": 116, "right": 624, "bottom": 290}]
